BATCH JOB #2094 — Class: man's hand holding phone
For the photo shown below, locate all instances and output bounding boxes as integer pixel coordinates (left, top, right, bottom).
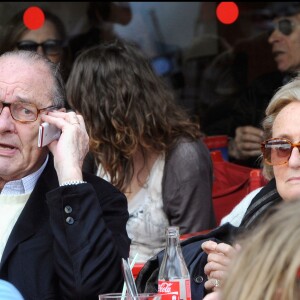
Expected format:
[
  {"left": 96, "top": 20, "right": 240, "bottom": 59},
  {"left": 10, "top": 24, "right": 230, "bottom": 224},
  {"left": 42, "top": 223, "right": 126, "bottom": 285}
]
[{"left": 39, "top": 111, "right": 89, "bottom": 185}]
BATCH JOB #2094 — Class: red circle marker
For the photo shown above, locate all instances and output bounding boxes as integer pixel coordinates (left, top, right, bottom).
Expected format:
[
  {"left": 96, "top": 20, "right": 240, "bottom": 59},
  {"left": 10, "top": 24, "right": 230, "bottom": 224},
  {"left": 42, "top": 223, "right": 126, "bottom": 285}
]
[
  {"left": 216, "top": 2, "right": 239, "bottom": 25},
  {"left": 23, "top": 7, "right": 45, "bottom": 30}
]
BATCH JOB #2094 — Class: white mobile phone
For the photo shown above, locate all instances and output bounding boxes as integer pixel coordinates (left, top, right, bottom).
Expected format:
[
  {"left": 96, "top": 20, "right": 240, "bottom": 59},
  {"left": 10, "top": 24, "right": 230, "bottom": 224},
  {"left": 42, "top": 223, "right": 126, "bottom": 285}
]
[{"left": 38, "top": 122, "right": 61, "bottom": 148}]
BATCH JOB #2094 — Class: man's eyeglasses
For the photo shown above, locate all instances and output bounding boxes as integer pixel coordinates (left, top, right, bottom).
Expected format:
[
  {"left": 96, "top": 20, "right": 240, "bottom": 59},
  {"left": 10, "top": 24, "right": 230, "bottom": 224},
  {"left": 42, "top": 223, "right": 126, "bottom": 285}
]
[
  {"left": 16, "top": 39, "right": 63, "bottom": 56},
  {"left": 261, "top": 138, "right": 300, "bottom": 166},
  {"left": 270, "top": 18, "right": 295, "bottom": 36},
  {"left": 0, "top": 101, "right": 59, "bottom": 123}
]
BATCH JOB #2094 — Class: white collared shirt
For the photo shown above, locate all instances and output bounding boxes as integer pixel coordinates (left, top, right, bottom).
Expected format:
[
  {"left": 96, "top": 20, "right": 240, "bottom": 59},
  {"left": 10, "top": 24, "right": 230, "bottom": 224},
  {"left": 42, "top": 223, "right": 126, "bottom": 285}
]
[{"left": 1, "top": 155, "right": 49, "bottom": 195}]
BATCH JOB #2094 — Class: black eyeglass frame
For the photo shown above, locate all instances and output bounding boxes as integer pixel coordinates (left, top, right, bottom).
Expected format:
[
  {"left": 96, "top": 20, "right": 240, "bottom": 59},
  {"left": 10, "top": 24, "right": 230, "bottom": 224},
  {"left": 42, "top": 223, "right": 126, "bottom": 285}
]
[
  {"left": 0, "top": 101, "right": 60, "bottom": 123},
  {"left": 16, "top": 39, "right": 63, "bottom": 56},
  {"left": 261, "top": 137, "right": 300, "bottom": 166}
]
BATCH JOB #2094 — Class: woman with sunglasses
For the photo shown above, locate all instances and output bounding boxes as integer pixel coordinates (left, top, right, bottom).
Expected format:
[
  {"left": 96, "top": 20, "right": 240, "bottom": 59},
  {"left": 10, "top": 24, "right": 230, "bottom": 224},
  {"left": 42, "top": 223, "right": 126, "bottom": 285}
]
[
  {"left": 0, "top": 9, "right": 70, "bottom": 81},
  {"left": 202, "top": 75, "right": 300, "bottom": 297}
]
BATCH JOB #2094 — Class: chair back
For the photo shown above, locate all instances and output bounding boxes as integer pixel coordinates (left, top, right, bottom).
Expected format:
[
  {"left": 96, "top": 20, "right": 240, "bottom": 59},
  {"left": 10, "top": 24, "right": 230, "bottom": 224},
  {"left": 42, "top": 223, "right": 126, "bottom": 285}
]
[
  {"left": 203, "top": 135, "right": 229, "bottom": 160},
  {"left": 211, "top": 150, "right": 267, "bottom": 225}
]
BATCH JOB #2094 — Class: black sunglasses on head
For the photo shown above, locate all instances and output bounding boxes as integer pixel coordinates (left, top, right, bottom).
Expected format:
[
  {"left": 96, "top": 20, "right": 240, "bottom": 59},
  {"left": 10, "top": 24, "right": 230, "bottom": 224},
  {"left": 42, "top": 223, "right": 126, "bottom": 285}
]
[
  {"left": 16, "top": 39, "right": 63, "bottom": 56},
  {"left": 270, "top": 18, "right": 295, "bottom": 36}
]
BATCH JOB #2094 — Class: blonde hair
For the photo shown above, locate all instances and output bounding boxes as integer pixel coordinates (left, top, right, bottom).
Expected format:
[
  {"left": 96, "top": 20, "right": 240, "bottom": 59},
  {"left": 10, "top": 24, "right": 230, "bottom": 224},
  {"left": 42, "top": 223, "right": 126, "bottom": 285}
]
[
  {"left": 261, "top": 73, "right": 300, "bottom": 180},
  {"left": 221, "top": 200, "right": 300, "bottom": 300}
]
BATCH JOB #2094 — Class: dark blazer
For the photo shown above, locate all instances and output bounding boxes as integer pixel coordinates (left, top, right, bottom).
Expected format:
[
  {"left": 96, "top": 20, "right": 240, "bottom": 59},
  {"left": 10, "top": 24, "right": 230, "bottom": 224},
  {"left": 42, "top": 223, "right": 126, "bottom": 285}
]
[
  {"left": 136, "top": 223, "right": 238, "bottom": 299},
  {"left": 0, "top": 155, "right": 130, "bottom": 300}
]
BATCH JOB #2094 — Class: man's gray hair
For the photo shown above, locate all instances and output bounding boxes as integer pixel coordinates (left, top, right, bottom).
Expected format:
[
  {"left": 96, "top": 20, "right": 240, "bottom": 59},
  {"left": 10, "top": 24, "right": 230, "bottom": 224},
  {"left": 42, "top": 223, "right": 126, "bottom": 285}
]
[{"left": 0, "top": 50, "right": 66, "bottom": 108}]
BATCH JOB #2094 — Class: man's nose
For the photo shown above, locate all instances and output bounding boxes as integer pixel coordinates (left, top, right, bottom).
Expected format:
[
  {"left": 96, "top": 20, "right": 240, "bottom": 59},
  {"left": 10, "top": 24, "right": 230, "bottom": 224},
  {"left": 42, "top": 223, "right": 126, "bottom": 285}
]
[
  {"left": 0, "top": 106, "right": 12, "bottom": 118},
  {"left": 0, "top": 107, "right": 16, "bottom": 132},
  {"left": 268, "top": 27, "right": 283, "bottom": 43},
  {"left": 36, "top": 45, "right": 44, "bottom": 56}
]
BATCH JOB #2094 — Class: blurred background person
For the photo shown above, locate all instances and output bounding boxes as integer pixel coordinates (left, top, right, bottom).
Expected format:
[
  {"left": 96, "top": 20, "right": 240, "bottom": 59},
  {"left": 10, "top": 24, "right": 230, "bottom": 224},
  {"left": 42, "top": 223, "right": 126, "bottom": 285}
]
[
  {"left": 66, "top": 40, "right": 216, "bottom": 262},
  {"left": 199, "top": 30, "right": 276, "bottom": 138},
  {"left": 0, "top": 9, "right": 71, "bottom": 82},
  {"left": 198, "top": 2, "right": 300, "bottom": 168},
  {"left": 204, "top": 199, "right": 300, "bottom": 300},
  {"left": 69, "top": 2, "right": 132, "bottom": 61},
  {"left": 226, "top": 2, "right": 300, "bottom": 167}
]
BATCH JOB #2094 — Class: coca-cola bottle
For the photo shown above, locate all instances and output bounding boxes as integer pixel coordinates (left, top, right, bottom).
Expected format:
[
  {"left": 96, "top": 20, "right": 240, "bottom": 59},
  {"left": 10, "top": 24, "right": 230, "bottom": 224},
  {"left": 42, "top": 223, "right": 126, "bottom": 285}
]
[{"left": 158, "top": 226, "right": 191, "bottom": 300}]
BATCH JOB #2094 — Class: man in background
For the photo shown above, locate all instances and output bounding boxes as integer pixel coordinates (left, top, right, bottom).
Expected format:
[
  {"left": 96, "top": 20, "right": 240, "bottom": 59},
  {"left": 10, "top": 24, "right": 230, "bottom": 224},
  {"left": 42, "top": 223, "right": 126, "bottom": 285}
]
[
  {"left": 228, "top": 3, "right": 300, "bottom": 167},
  {"left": 69, "top": 2, "right": 132, "bottom": 61}
]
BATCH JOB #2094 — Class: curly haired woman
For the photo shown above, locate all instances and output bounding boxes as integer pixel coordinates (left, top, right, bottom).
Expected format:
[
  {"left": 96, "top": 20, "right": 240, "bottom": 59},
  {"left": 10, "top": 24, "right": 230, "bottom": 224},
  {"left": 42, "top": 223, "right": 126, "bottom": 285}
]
[{"left": 66, "top": 40, "right": 216, "bottom": 262}]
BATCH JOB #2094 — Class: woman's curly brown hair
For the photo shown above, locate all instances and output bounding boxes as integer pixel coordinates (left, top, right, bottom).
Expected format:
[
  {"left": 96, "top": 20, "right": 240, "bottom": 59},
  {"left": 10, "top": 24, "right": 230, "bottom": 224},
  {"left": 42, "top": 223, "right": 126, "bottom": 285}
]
[{"left": 66, "top": 40, "right": 201, "bottom": 191}]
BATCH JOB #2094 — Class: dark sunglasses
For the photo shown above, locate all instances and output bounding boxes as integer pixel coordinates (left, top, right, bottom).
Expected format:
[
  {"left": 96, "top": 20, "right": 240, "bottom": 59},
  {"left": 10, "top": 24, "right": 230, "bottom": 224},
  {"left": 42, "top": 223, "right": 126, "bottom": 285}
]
[
  {"left": 270, "top": 18, "right": 295, "bottom": 36},
  {"left": 261, "top": 138, "right": 300, "bottom": 166},
  {"left": 16, "top": 39, "right": 63, "bottom": 56}
]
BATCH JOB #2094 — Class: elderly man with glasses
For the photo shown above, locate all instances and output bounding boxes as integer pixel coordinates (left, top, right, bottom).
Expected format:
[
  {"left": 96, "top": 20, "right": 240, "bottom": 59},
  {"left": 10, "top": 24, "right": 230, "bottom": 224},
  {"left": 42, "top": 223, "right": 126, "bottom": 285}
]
[{"left": 0, "top": 50, "right": 130, "bottom": 299}]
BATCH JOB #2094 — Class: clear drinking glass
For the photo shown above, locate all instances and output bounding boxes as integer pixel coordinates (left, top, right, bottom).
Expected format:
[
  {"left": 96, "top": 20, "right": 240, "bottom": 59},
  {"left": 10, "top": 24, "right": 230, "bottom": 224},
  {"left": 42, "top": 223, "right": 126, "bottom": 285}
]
[{"left": 98, "top": 293, "right": 161, "bottom": 300}]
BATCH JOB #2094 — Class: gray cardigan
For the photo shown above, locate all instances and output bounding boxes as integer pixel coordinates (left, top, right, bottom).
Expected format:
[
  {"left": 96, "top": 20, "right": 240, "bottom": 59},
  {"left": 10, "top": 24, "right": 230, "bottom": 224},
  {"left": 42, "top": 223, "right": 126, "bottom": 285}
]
[
  {"left": 162, "top": 137, "right": 216, "bottom": 233},
  {"left": 83, "top": 137, "right": 216, "bottom": 233}
]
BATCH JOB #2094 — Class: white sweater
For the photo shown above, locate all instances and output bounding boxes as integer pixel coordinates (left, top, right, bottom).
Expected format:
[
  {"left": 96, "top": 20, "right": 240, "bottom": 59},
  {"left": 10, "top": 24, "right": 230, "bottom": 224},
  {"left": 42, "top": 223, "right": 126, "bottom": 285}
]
[{"left": 0, "top": 193, "right": 30, "bottom": 261}]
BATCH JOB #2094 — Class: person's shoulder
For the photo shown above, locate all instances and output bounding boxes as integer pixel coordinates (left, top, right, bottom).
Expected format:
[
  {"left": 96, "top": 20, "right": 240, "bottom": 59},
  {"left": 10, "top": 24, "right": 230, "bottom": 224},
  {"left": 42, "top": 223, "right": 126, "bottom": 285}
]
[
  {"left": 165, "top": 137, "right": 212, "bottom": 180},
  {"left": 249, "top": 71, "right": 284, "bottom": 92},
  {"left": 166, "top": 137, "right": 211, "bottom": 168},
  {"left": 168, "top": 137, "right": 209, "bottom": 158},
  {"left": 240, "top": 71, "right": 284, "bottom": 109}
]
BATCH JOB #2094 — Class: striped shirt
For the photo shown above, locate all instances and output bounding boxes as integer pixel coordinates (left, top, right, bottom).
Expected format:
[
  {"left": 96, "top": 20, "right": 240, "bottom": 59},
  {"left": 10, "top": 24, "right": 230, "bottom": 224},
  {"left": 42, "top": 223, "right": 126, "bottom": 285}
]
[{"left": 1, "top": 155, "right": 49, "bottom": 195}]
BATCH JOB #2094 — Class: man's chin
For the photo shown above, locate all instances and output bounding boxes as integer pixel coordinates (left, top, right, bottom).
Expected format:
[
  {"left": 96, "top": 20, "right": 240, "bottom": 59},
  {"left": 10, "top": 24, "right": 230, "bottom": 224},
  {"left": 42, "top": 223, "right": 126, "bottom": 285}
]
[
  {"left": 276, "top": 60, "right": 294, "bottom": 73},
  {"left": 277, "top": 64, "right": 289, "bottom": 73}
]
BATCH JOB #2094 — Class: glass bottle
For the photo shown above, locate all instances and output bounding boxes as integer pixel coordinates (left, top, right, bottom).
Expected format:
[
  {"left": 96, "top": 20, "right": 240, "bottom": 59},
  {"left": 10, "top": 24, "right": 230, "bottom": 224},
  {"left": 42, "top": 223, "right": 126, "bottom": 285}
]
[{"left": 158, "top": 226, "right": 191, "bottom": 300}]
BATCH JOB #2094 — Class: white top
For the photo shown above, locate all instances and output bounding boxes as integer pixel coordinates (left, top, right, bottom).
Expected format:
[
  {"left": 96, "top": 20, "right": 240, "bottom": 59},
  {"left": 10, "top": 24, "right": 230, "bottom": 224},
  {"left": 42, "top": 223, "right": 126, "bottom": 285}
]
[
  {"left": 220, "top": 187, "right": 263, "bottom": 227},
  {"left": 98, "top": 154, "right": 169, "bottom": 263}
]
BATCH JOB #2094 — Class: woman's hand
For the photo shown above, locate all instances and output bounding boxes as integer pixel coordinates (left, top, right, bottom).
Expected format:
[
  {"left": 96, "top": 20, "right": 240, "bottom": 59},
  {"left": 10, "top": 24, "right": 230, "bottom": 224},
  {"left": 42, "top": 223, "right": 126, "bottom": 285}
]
[{"left": 201, "top": 240, "right": 240, "bottom": 292}]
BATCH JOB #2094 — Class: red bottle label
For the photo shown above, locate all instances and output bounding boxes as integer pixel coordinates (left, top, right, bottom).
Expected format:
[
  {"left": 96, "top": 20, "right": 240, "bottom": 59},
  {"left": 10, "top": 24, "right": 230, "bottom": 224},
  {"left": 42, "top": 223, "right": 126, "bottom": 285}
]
[{"left": 158, "top": 279, "right": 191, "bottom": 300}]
